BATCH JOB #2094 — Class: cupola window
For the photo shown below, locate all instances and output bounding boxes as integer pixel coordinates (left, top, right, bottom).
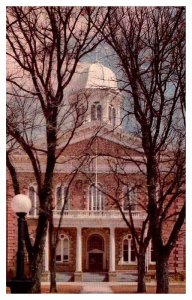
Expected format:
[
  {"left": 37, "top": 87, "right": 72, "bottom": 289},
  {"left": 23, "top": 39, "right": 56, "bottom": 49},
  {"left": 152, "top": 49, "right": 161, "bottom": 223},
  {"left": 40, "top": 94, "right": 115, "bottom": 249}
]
[
  {"left": 77, "top": 105, "right": 86, "bottom": 126},
  {"left": 91, "top": 102, "right": 102, "bottom": 121},
  {"left": 109, "top": 106, "right": 116, "bottom": 126}
]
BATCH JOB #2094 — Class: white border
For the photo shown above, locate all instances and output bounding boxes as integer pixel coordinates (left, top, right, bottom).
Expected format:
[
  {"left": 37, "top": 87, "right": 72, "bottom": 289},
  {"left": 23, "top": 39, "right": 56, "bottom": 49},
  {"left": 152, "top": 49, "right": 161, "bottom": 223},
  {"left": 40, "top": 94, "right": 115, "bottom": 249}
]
[{"left": 1, "top": 2, "right": 192, "bottom": 300}]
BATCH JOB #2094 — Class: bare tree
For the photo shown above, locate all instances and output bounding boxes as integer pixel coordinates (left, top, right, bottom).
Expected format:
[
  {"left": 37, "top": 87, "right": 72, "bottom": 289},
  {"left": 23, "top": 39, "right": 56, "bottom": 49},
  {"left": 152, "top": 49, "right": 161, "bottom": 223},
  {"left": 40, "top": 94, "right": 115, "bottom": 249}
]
[
  {"left": 106, "top": 157, "right": 151, "bottom": 293},
  {"left": 6, "top": 6, "right": 108, "bottom": 293},
  {"left": 80, "top": 133, "right": 151, "bottom": 292},
  {"left": 95, "top": 6, "right": 185, "bottom": 293}
]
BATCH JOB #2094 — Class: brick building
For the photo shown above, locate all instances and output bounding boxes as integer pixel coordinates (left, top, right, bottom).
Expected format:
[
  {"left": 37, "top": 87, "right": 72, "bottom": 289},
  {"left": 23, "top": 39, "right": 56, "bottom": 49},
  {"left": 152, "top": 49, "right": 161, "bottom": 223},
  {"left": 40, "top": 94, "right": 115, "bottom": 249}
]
[{"left": 6, "top": 62, "right": 185, "bottom": 282}]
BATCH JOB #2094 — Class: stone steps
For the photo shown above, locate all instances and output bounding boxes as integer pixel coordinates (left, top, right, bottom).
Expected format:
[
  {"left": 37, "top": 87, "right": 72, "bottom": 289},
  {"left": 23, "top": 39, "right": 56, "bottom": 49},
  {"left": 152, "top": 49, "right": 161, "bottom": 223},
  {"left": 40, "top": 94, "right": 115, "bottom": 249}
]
[
  {"left": 117, "top": 273, "right": 138, "bottom": 282},
  {"left": 83, "top": 272, "right": 108, "bottom": 282},
  {"left": 55, "top": 272, "right": 138, "bottom": 283},
  {"left": 56, "top": 272, "right": 73, "bottom": 282}
]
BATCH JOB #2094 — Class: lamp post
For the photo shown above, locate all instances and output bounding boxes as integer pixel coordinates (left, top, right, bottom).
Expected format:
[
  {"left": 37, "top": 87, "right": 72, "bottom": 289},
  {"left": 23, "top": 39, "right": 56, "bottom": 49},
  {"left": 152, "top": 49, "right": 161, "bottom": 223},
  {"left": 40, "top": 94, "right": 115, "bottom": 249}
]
[{"left": 7, "top": 194, "right": 35, "bottom": 293}]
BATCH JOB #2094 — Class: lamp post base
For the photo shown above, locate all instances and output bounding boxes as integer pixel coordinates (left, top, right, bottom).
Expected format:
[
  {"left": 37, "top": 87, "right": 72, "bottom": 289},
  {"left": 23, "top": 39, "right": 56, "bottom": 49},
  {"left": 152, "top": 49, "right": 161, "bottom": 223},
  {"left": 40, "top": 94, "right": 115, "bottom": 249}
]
[{"left": 7, "top": 278, "right": 35, "bottom": 294}]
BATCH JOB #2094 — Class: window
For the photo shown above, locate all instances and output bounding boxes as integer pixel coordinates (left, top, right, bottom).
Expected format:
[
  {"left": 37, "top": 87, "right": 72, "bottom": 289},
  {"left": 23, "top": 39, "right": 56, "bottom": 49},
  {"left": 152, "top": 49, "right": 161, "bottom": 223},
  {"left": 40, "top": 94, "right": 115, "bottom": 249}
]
[
  {"left": 123, "top": 235, "right": 136, "bottom": 263},
  {"left": 123, "top": 186, "right": 137, "bottom": 211},
  {"left": 89, "top": 184, "right": 104, "bottom": 211},
  {"left": 55, "top": 185, "right": 69, "bottom": 211},
  {"left": 91, "top": 103, "right": 102, "bottom": 121},
  {"left": 150, "top": 241, "right": 156, "bottom": 263},
  {"left": 56, "top": 235, "right": 69, "bottom": 263},
  {"left": 109, "top": 106, "right": 116, "bottom": 126},
  {"left": 77, "top": 105, "right": 85, "bottom": 126},
  {"left": 91, "top": 104, "right": 96, "bottom": 120},
  {"left": 112, "top": 108, "right": 116, "bottom": 127},
  {"left": 28, "top": 184, "right": 39, "bottom": 217},
  {"left": 97, "top": 104, "right": 102, "bottom": 121},
  {"left": 87, "top": 234, "right": 104, "bottom": 251}
]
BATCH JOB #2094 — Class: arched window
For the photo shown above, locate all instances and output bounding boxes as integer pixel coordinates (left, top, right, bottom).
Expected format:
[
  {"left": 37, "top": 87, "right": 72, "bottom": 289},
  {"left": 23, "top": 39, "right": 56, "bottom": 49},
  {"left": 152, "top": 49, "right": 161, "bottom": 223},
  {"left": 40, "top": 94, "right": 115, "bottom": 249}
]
[
  {"left": 91, "top": 103, "right": 102, "bottom": 121},
  {"left": 109, "top": 106, "right": 116, "bottom": 126},
  {"left": 87, "top": 234, "right": 104, "bottom": 251},
  {"left": 77, "top": 105, "right": 85, "bottom": 126},
  {"left": 89, "top": 184, "right": 104, "bottom": 211},
  {"left": 112, "top": 107, "right": 116, "bottom": 127},
  {"left": 109, "top": 106, "right": 112, "bottom": 123},
  {"left": 28, "top": 184, "right": 39, "bottom": 217},
  {"left": 91, "top": 104, "right": 96, "bottom": 121},
  {"left": 56, "top": 185, "right": 69, "bottom": 211},
  {"left": 123, "top": 235, "right": 136, "bottom": 263},
  {"left": 56, "top": 234, "right": 69, "bottom": 263},
  {"left": 123, "top": 186, "right": 137, "bottom": 211},
  {"left": 97, "top": 104, "right": 102, "bottom": 121}
]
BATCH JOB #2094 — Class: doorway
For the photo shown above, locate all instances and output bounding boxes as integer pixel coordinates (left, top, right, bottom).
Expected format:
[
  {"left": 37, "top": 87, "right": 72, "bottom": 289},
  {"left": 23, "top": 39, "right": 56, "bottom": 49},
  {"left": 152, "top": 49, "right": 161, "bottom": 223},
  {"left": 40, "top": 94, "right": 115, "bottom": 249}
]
[
  {"left": 87, "top": 234, "right": 105, "bottom": 272},
  {"left": 89, "top": 252, "right": 103, "bottom": 271}
]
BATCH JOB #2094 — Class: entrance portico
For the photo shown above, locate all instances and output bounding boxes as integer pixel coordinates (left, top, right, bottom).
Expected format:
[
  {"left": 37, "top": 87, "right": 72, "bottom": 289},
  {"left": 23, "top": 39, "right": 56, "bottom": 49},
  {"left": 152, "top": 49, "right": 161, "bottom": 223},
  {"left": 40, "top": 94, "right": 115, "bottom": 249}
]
[
  {"left": 74, "top": 227, "right": 116, "bottom": 281},
  {"left": 51, "top": 213, "right": 146, "bottom": 282}
]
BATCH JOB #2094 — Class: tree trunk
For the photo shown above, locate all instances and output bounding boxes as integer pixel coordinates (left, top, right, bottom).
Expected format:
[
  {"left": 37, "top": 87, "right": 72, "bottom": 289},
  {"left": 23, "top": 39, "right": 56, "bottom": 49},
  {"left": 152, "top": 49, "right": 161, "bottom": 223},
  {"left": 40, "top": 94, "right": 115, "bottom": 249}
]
[
  {"left": 137, "top": 252, "right": 146, "bottom": 293},
  {"left": 156, "top": 254, "right": 169, "bottom": 293},
  {"left": 30, "top": 267, "right": 42, "bottom": 293},
  {"left": 29, "top": 248, "right": 45, "bottom": 293},
  {"left": 49, "top": 212, "right": 57, "bottom": 293},
  {"left": 50, "top": 267, "right": 57, "bottom": 293},
  {"left": 30, "top": 214, "right": 49, "bottom": 293}
]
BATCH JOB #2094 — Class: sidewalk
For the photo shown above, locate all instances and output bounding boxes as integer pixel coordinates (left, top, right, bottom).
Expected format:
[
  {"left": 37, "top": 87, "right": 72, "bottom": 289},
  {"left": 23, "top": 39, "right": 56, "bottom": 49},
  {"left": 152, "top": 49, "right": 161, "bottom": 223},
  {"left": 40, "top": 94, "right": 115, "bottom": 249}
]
[
  {"left": 80, "top": 282, "right": 113, "bottom": 293},
  {"left": 41, "top": 281, "right": 185, "bottom": 294},
  {"left": 7, "top": 281, "right": 185, "bottom": 294}
]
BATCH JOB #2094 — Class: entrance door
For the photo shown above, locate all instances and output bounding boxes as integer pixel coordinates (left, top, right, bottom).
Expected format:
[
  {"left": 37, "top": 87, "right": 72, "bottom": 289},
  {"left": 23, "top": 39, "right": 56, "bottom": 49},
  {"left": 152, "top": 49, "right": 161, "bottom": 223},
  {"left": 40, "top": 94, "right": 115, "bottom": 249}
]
[
  {"left": 89, "top": 253, "right": 103, "bottom": 271},
  {"left": 87, "top": 234, "right": 105, "bottom": 271}
]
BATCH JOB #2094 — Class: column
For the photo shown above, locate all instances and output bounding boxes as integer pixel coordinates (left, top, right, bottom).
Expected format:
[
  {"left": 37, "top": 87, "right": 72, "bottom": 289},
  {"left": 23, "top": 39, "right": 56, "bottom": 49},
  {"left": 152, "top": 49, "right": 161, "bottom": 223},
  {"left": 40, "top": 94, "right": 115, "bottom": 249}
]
[
  {"left": 76, "top": 227, "right": 82, "bottom": 272},
  {"left": 41, "top": 227, "right": 50, "bottom": 282},
  {"left": 44, "top": 228, "right": 49, "bottom": 272},
  {"left": 109, "top": 227, "right": 116, "bottom": 280},
  {"left": 74, "top": 227, "right": 82, "bottom": 281},
  {"left": 144, "top": 227, "right": 149, "bottom": 273}
]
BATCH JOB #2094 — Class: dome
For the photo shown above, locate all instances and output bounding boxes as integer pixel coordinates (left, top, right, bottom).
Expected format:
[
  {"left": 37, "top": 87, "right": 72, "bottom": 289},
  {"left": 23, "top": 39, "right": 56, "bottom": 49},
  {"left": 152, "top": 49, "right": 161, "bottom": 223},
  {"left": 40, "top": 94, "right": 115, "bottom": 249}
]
[{"left": 69, "top": 62, "right": 118, "bottom": 95}]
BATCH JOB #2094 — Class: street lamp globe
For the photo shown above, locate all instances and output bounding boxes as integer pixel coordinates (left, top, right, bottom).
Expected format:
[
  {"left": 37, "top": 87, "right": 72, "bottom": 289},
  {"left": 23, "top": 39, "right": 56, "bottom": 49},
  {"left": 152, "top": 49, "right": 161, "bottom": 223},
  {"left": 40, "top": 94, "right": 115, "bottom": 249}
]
[{"left": 11, "top": 194, "right": 32, "bottom": 214}]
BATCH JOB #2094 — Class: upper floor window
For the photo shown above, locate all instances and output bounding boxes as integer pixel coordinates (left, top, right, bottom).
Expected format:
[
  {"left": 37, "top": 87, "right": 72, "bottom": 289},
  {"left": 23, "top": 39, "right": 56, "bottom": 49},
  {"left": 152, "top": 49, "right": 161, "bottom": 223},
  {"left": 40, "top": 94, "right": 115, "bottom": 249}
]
[
  {"left": 55, "top": 185, "right": 69, "bottom": 211},
  {"left": 91, "top": 103, "right": 102, "bottom": 121},
  {"left": 89, "top": 183, "right": 104, "bottom": 211},
  {"left": 28, "top": 184, "right": 39, "bottom": 217},
  {"left": 109, "top": 106, "right": 116, "bottom": 127},
  {"left": 123, "top": 186, "right": 137, "bottom": 211},
  {"left": 56, "top": 234, "right": 69, "bottom": 263},
  {"left": 123, "top": 235, "right": 136, "bottom": 263}
]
